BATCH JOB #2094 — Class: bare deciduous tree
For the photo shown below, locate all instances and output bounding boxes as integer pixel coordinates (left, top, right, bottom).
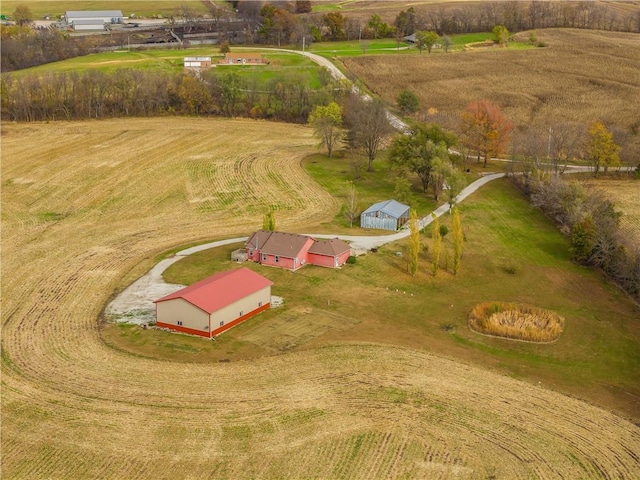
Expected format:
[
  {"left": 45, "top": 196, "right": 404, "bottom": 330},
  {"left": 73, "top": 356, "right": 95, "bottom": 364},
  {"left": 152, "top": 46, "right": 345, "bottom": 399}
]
[{"left": 344, "top": 94, "right": 393, "bottom": 172}]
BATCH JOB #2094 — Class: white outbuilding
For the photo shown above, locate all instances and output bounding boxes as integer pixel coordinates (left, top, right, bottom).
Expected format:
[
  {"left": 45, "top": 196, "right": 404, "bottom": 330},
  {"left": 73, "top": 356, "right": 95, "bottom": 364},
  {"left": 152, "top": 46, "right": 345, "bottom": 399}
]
[
  {"left": 64, "top": 10, "right": 123, "bottom": 29},
  {"left": 154, "top": 268, "right": 273, "bottom": 338}
]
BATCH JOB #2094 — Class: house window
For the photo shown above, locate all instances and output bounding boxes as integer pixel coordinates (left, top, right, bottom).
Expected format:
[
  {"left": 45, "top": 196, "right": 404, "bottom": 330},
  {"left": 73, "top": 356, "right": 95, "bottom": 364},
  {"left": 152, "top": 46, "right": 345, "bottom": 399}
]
[
  {"left": 258, "top": 301, "right": 262, "bottom": 307},
  {"left": 275, "top": 255, "right": 280, "bottom": 263},
  {"left": 239, "top": 311, "right": 243, "bottom": 317},
  {"left": 177, "top": 321, "right": 183, "bottom": 326},
  {"left": 262, "top": 253, "right": 267, "bottom": 261},
  {"left": 220, "top": 321, "right": 224, "bottom": 326}
]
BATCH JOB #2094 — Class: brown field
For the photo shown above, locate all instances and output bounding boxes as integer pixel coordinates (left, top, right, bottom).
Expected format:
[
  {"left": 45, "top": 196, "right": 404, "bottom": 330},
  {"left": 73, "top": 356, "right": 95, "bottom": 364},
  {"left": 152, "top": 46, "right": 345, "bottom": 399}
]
[
  {"left": 2, "top": 118, "right": 640, "bottom": 478},
  {"left": 583, "top": 178, "right": 640, "bottom": 244},
  {"left": 341, "top": 29, "right": 640, "bottom": 158}
]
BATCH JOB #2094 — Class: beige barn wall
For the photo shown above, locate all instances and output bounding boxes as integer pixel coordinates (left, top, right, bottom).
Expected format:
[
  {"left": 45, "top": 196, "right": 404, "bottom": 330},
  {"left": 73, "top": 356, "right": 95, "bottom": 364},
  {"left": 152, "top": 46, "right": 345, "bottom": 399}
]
[
  {"left": 156, "top": 297, "right": 209, "bottom": 333},
  {"left": 210, "top": 287, "right": 271, "bottom": 330}
]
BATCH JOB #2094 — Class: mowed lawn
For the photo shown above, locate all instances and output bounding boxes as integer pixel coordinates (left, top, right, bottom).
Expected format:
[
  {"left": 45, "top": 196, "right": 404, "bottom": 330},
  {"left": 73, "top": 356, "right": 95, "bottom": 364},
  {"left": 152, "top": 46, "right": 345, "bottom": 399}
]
[{"left": 106, "top": 179, "right": 640, "bottom": 421}]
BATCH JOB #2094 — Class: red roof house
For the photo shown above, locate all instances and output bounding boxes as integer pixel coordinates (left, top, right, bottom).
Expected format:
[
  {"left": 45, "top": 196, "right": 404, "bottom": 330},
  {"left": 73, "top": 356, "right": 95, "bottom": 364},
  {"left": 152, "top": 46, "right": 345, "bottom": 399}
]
[{"left": 154, "top": 267, "right": 272, "bottom": 338}]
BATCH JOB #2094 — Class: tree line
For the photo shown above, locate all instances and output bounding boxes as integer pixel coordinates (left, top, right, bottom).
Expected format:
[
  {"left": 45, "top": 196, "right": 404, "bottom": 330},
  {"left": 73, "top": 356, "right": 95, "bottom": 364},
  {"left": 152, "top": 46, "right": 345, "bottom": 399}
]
[
  {"left": 0, "top": 68, "right": 347, "bottom": 122},
  {"left": 235, "top": 1, "right": 640, "bottom": 45},
  {"left": 510, "top": 170, "right": 640, "bottom": 301},
  {"left": 3, "top": 1, "right": 639, "bottom": 73}
]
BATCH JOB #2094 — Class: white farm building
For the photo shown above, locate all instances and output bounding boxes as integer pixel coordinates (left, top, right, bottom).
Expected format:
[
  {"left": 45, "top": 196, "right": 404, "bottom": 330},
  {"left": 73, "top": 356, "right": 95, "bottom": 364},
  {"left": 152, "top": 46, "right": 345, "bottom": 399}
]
[
  {"left": 184, "top": 56, "right": 212, "bottom": 69},
  {"left": 65, "top": 10, "right": 123, "bottom": 30},
  {"left": 154, "top": 268, "right": 273, "bottom": 338}
]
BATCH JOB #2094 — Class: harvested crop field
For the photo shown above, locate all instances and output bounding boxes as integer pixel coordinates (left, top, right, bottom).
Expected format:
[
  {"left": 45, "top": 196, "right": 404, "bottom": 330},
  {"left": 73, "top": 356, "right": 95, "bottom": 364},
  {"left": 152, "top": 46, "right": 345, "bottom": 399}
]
[
  {"left": 341, "top": 29, "right": 640, "bottom": 153},
  {"left": 2, "top": 118, "right": 640, "bottom": 478}
]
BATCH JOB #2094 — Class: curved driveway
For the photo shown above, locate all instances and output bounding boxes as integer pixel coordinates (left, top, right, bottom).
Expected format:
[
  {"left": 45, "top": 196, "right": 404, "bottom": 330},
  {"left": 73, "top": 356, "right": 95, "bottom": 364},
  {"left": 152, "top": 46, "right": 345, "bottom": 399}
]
[
  {"left": 108, "top": 50, "right": 626, "bottom": 321},
  {"left": 106, "top": 172, "right": 505, "bottom": 321}
]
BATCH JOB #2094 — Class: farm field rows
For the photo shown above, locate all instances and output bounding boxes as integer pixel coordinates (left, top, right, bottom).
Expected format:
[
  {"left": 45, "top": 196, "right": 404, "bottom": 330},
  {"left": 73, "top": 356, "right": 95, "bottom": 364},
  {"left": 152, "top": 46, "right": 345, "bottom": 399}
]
[
  {"left": 2, "top": 118, "right": 640, "bottom": 478},
  {"left": 341, "top": 29, "right": 640, "bottom": 158}
]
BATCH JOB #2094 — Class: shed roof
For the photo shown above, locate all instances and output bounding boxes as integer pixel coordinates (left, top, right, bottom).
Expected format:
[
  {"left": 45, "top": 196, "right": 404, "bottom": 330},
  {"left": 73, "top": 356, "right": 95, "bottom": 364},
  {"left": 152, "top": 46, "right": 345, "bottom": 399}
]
[
  {"left": 66, "top": 10, "right": 123, "bottom": 19},
  {"left": 154, "top": 267, "right": 272, "bottom": 314},
  {"left": 308, "top": 238, "right": 351, "bottom": 257},
  {"left": 362, "top": 200, "right": 410, "bottom": 219}
]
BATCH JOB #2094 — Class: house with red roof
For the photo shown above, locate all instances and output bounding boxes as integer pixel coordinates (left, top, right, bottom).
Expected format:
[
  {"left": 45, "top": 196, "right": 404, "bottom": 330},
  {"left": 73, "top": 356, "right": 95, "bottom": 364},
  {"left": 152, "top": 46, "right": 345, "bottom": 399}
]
[
  {"left": 244, "top": 231, "right": 352, "bottom": 271},
  {"left": 154, "top": 267, "right": 272, "bottom": 338}
]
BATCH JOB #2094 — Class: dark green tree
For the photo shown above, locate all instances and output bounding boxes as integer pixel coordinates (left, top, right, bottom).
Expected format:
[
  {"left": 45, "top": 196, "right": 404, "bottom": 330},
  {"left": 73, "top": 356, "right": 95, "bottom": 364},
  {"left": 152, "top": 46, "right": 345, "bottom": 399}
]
[
  {"left": 397, "top": 89, "right": 419, "bottom": 114},
  {"left": 388, "top": 123, "right": 456, "bottom": 193}
]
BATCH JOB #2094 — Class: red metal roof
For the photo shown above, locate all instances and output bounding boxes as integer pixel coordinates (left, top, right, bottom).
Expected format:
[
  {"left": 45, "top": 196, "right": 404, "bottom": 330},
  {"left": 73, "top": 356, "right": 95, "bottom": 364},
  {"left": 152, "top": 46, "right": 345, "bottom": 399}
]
[{"left": 154, "top": 267, "right": 273, "bottom": 314}]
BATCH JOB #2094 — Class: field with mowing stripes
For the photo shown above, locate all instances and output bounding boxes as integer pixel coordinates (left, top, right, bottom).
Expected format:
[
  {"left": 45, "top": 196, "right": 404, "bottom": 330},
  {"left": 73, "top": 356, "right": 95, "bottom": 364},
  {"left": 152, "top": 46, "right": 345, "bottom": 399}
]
[{"left": 2, "top": 118, "right": 640, "bottom": 478}]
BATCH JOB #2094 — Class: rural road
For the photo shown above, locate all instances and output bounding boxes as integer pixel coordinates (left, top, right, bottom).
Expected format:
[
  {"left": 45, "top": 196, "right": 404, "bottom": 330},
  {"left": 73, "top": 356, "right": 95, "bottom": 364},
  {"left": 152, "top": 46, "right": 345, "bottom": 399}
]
[{"left": 270, "top": 48, "right": 410, "bottom": 131}]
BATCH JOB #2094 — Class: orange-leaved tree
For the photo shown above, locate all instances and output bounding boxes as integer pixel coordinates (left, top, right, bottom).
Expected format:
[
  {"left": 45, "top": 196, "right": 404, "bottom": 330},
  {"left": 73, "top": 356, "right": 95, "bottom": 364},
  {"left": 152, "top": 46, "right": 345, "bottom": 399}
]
[{"left": 460, "top": 100, "right": 512, "bottom": 167}]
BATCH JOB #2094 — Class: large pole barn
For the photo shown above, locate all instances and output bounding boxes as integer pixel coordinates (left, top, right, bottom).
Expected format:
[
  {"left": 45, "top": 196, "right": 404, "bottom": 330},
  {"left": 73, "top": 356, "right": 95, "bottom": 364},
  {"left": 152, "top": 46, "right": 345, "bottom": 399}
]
[{"left": 154, "top": 268, "right": 272, "bottom": 338}]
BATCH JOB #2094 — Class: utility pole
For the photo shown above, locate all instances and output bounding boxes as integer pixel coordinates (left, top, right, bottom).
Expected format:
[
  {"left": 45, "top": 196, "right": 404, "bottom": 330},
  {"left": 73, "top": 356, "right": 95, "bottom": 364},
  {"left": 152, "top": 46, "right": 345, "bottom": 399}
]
[{"left": 302, "top": 36, "right": 305, "bottom": 56}]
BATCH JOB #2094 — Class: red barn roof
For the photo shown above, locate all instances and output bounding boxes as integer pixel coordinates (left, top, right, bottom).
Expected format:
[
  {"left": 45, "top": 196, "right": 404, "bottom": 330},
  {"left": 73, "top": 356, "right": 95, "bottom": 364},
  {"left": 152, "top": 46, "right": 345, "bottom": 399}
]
[{"left": 154, "top": 267, "right": 272, "bottom": 314}]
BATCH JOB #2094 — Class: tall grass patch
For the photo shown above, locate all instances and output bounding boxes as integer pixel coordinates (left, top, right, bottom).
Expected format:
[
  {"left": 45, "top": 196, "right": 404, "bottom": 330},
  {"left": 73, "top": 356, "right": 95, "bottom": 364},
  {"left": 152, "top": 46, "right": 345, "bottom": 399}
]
[{"left": 469, "top": 302, "right": 565, "bottom": 342}]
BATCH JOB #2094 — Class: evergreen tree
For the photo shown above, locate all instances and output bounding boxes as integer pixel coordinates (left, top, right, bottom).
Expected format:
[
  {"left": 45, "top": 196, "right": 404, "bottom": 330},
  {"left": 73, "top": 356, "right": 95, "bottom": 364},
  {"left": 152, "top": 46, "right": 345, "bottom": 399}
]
[{"left": 263, "top": 208, "right": 276, "bottom": 231}]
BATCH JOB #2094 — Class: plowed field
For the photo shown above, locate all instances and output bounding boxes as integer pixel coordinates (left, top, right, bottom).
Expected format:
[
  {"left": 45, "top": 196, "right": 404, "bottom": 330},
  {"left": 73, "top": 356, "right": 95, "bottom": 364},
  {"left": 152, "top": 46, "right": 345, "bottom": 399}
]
[{"left": 2, "top": 118, "right": 639, "bottom": 479}]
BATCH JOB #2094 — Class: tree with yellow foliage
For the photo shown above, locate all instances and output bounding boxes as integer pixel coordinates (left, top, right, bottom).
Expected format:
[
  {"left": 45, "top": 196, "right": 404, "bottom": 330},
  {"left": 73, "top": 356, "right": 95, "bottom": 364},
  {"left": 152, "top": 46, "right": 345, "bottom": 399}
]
[{"left": 587, "top": 121, "right": 620, "bottom": 176}]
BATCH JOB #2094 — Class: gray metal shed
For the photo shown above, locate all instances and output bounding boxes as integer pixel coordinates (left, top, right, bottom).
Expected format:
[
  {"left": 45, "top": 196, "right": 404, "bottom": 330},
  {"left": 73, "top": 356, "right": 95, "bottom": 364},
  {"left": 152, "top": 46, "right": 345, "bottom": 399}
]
[
  {"left": 360, "top": 200, "right": 410, "bottom": 231},
  {"left": 65, "top": 10, "right": 123, "bottom": 26}
]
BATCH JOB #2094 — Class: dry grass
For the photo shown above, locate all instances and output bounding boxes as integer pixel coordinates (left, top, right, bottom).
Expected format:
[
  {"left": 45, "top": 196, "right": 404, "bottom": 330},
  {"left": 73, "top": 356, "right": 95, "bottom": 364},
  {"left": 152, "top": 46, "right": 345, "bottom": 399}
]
[
  {"left": 469, "top": 302, "right": 565, "bottom": 342},
  {"left": 2, "top": 118, "right": 640, "bottom": 478},
  {"left": 341, "top": 29, "right": 640, "bottom": 153}
]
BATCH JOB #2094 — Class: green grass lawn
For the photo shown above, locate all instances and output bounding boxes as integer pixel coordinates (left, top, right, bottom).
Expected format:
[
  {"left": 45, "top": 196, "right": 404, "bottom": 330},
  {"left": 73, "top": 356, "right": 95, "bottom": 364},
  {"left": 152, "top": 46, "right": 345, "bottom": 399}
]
[
  {"left": 302, "top": 151, "right": 441, "bottom": 228},
  {"left": 16, "top": 48, "right": 326, "bottom": 86},
  {"left": 105, "top": 178, "right": 640, "bottom": 419}
]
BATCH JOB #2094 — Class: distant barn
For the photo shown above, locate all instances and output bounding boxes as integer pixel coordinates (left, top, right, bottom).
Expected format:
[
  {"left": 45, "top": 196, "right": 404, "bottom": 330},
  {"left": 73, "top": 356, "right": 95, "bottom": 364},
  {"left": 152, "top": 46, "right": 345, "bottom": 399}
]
[
  {"left": 360, "top": 200, "right": 410, "bottom": 231},
  {"left": 154, "top": 268, "right": 272, "bottom": 338},
  {"left": 64, "top": 10, "right": 123, "bottom": 30},
  {"left": 221, "top": 53, "right": 267, "bottom": 65}
]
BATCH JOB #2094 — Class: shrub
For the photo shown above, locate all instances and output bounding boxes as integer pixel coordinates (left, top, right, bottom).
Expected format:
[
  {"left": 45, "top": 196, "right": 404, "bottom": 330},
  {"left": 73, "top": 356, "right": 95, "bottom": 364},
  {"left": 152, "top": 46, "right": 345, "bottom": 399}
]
[
  {"left": 439, "top": 225, "right": 449, "bottom": 237},
  {"left": 397, "top": 89, "right": 419, "bottom": 114},
  {"left": 502, "top": 264, "right": 518, "bottom": 275},
  {"left": 346, "top": 255, "right": 357, "bottom": 264}
]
